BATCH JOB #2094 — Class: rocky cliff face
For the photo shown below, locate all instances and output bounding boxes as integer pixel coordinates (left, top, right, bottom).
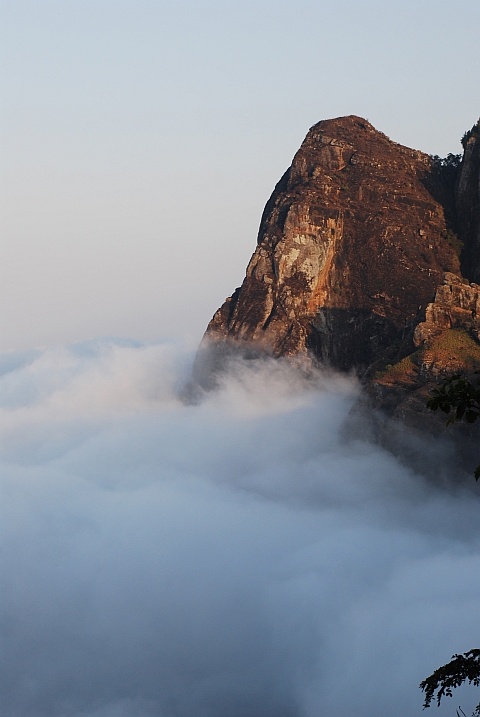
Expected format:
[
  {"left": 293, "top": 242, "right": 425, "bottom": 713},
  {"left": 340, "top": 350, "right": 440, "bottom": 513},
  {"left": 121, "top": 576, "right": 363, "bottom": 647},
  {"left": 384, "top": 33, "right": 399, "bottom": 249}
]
[
  {"left": 413, "top": 272, "right": 480, "bottom": 347},
  {"left": 369, "top": 273, "right": 480, "bottom": 418},
  {"left": 194, "top": 114, "right": 480, "bottom": 474},
  {"left": 352, "top": 270, "right": 480, "bottom": 477},
  {"left": 202, "top": 116, "right": 461, "bottom": 374},
  {"left": 458, "top": 121, "right": 480, "bottom": 282}
]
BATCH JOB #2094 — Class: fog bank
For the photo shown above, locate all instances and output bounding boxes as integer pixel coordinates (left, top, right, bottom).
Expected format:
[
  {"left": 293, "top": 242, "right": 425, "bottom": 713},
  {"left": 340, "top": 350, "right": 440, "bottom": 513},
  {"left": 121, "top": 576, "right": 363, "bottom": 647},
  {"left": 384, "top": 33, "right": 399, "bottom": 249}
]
[{"left": 1, "top": 339, "right": 480, "bottom": 717}]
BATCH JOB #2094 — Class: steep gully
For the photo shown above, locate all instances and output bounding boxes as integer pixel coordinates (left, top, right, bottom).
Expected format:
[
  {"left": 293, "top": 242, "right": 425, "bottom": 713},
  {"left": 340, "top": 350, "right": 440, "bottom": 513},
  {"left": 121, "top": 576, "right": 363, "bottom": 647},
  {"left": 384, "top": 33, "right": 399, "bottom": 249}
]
[{"left": 193, "top": 116, "right": 480, "bottom": 474}]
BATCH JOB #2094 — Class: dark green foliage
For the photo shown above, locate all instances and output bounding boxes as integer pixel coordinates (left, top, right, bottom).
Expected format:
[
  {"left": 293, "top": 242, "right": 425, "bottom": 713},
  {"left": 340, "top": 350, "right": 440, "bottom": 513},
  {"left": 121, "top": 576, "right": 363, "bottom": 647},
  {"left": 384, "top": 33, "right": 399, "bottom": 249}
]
[
  {"left": 444, "top": 229, "right": 464, "bottom": 258},
  {"left": 461, "top": 120, "right": 480, "bottom": 149},
  {"left": 427, "top": 373, "right": 480, "bottom": 478},
  {"left": 431, "top": 153, "right": 463, "bottom": 170},
  {"left": 420, "top": 650, "right": 480, "bottom": 716},
  {"left": 427, "top": 373, "right": 480, "bottom": 425}
]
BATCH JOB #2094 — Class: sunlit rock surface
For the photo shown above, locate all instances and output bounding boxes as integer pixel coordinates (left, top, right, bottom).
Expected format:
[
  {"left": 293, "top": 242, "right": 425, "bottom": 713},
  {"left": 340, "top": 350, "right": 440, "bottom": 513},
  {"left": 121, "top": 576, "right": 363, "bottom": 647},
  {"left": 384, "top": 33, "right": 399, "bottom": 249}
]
[
  {"left": 201, "top": 115, "right": 460, "bottom": 373},
  {"left": 194, "top": 116, "right": 480, "bottom": 464}
]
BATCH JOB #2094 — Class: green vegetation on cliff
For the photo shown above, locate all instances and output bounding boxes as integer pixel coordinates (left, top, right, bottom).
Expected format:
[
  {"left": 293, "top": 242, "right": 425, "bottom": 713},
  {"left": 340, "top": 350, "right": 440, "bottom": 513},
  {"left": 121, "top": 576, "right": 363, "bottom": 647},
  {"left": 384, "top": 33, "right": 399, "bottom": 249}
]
[{"left": 376, "top": 329, "right": 480, "bottom": 388}]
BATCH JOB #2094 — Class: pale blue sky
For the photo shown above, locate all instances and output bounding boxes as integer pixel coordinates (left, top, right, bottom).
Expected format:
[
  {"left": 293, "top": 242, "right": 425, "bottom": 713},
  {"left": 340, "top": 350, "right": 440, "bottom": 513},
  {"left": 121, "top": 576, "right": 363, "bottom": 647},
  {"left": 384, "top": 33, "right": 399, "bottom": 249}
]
[{"left": 1, "top": 0, "right": 479, "bottom": 350}]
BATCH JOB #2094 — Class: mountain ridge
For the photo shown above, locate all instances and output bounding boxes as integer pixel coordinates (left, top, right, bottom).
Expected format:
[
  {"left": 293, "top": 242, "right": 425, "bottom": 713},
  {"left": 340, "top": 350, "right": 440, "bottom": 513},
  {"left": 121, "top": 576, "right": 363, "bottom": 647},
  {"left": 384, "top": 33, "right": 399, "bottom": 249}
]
[{"left": 193, "top": 115, "right": 480, "bottom": 454}]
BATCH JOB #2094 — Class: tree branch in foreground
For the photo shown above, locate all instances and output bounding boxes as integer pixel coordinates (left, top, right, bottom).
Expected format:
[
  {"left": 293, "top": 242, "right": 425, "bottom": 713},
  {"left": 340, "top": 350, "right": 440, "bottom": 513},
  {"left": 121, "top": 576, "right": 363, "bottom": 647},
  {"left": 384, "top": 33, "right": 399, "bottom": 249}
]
[{"left": 420, "top": 650, "right": 480, "bottom": 716}]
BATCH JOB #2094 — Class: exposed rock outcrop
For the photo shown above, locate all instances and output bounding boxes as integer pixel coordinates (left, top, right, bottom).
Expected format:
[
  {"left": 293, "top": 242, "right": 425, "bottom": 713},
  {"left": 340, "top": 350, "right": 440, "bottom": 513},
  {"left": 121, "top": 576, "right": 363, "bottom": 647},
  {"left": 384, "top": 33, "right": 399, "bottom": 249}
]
[
  {"left": 371, "top": 273, "right": 480, "bottom": 411},
  {"left": 201, "top": 116, "right": 460, "bottom": 375},
  {"left": 413, "top": 272, "right": 480, "bottom": 347}
]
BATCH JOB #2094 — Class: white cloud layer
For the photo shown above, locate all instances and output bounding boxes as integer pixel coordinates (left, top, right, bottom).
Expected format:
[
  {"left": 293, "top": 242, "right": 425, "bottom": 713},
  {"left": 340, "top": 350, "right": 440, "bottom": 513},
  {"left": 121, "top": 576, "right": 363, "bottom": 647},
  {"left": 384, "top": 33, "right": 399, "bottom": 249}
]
[{"left": 1, "top": 339, "right": 480, "bottom": 717}]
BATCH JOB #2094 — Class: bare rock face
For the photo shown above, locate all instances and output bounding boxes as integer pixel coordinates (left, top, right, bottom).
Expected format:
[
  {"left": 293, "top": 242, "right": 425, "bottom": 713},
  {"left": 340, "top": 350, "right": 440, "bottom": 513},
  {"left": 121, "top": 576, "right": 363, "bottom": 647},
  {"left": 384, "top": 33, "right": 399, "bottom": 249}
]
[
  {"left": 202, "top": 116, "right": 460, "bottom": 374},
  {"left": 413, "top": 272, "right": 480, "bottom": 346}
]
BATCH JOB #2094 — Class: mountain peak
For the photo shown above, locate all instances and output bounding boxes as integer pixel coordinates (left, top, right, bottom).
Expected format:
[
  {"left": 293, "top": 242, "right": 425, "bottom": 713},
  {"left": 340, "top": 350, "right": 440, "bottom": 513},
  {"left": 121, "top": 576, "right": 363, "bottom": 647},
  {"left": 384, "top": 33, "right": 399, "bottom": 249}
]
[{"left": 199, "top": 116, "right": 468, "bottom": 373}]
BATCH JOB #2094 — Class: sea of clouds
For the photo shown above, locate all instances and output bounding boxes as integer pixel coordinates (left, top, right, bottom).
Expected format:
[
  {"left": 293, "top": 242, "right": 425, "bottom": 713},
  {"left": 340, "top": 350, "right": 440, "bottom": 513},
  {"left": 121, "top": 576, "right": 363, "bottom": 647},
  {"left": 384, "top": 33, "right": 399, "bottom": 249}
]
[{"left": 1, "top": 338, "right": 480, "bottom": 717}]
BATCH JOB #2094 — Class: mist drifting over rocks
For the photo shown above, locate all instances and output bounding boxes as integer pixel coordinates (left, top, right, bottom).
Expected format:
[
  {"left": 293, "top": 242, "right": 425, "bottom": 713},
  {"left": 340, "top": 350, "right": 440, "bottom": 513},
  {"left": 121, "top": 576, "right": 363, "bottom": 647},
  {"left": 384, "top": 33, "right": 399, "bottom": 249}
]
[{"left": 1, "top": 339, "right": 480, "bottom": 717}]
